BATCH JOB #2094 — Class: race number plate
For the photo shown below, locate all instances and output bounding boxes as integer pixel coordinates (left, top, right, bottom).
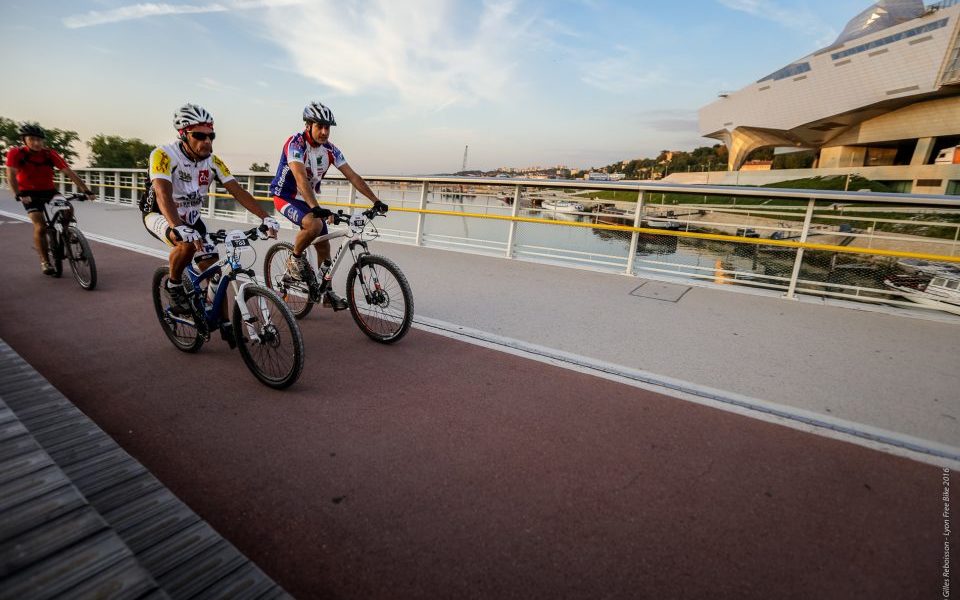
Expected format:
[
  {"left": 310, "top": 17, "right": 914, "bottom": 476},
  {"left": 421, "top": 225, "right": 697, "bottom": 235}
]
[
  {"left": 350, "top": 210, "right": 367, "bottom": 230},
  {"left": 224, "top": 230, "right": 249, "bottom": 248}
]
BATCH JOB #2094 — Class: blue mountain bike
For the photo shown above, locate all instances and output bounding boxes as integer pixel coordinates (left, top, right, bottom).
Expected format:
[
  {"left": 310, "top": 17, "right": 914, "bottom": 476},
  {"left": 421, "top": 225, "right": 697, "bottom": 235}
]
[{"left": 152, "top": 226, "right": 305, "bottom": 389}]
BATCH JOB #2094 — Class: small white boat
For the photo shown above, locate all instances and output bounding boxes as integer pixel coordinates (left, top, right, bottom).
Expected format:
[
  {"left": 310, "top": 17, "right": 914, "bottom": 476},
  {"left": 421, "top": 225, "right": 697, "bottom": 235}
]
[
  {"left": 541, "top": 198, "right": 584, "bottom": 213},
  {"left": 643, "top": 215, "right": 682, "bottom": 230},
  {"left": 884, "top": 259, "right": 960, "bottom": 315}
]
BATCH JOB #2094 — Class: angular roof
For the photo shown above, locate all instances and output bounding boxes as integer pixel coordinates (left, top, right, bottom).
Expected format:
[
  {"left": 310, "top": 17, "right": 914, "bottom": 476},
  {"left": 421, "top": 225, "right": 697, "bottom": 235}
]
[{"left": 833, "top": 0, "right": 925, "bottom": 45}]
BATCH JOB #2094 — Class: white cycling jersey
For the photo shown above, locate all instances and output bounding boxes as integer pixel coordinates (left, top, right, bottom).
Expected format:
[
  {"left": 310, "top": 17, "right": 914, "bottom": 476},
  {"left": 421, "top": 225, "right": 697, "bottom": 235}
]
[{"left": 148, "top": 142, "right": 235, "bottom": 226}]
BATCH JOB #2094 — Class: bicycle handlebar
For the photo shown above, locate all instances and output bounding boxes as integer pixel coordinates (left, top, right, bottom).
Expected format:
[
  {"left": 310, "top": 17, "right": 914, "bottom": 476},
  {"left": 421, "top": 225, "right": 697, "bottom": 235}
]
[
  {"left": 334, "top": 207, "right": 386, "bottom": 225},
  {"left": 208, "top": 225, "right": 268, "bottom": 243}
]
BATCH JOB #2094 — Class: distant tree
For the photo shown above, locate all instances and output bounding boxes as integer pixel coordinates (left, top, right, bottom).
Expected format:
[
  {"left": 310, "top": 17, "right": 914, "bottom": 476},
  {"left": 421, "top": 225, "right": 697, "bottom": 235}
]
[
  {"left": 249, "top": 162, "right": 270, "bottom": 172},
  {"left": 87, "top": 134, "right": 153, "bottom": 169},
  {"left": 0, "top": 117, "right": 79, "bottom": 164},
  {"left": 45, "top": 127, "right": 80, "bottom": 164},
  {"left": 0, "top": 117, "right": 17, "bottom": 163}
]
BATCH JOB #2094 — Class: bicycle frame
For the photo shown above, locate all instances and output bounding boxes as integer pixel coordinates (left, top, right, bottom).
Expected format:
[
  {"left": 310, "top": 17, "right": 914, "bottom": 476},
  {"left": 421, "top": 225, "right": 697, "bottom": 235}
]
[{"left": 165, "top": 230, "right": 266, "bottom": 343}]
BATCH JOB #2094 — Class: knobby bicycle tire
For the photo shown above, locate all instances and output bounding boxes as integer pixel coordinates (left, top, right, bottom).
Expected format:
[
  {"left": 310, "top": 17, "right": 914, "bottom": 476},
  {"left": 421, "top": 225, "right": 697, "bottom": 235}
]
[
  {"left": 346, "top": 254, "right": 414, "bottom": 344},
  {"left": 45, "top": 228, "right": 63, "bottom": 277},
  {"left": 66, "top": 226, "right": 97, "bottom": 290},
  {"left": 263, "top": 241, "right": 315, "bottom": 319},
  {"left": 232, "top": 285, "right": 304, "bottom": 389},
  {"left": 151, "top": 266, "right": 204, "bottom": 353}
]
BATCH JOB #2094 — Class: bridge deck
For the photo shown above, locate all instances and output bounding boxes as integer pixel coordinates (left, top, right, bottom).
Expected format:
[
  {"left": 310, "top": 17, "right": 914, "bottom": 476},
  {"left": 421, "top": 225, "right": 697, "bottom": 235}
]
[{"left": 0, "top": 205, "right": 949, "bottom": 598}]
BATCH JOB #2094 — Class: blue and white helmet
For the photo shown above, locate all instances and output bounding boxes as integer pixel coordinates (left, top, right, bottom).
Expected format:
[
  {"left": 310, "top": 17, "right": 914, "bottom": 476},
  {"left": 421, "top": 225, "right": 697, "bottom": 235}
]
[
  {"left": 303, "top": 101, "right": 336, "bottom": 126},
  {"left": 173, "top": 103, "right": 214, "bottom": 131}
]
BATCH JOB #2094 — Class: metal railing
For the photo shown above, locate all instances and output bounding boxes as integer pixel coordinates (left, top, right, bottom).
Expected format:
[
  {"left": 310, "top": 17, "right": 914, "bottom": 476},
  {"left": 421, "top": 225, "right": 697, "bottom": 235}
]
[{"left": 5, "top": 168, "right": 959, "bottom": 316}]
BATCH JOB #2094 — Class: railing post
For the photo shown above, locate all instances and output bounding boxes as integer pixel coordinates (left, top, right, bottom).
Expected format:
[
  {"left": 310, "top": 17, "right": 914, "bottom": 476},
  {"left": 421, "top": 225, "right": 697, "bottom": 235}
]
[
  {"left": 113, "top": 171, "right": 120, "bottom": 203},
  {"left": 415, "top": 181, "right": 429, "bottom": 247},
  {"left": 785, "top": 198, "right": 816, "bottom": 299},
  {"left": 349, "top": 182, "right": 358, "bottom": 207},
  {"left": 625, "top": 189, "right": 646, "bottom": 275},
  {"left": 131, "top": 172, "right": 138, "bottom": 203},
  {"left": 97, "top": 172, "right": 105, "bottom": 202},
  {"left": 504, "top": 184, "right": 522, "bottom": 258}
]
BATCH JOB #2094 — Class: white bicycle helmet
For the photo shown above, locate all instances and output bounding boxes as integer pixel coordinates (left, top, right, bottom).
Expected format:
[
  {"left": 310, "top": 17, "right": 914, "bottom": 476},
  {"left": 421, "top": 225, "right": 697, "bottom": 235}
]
[
  {"left": 303, "top": 101, "right": 336, "bottom": 126},
  {"left": 173, "top": 103, "right": 214, "bottom": 131}
]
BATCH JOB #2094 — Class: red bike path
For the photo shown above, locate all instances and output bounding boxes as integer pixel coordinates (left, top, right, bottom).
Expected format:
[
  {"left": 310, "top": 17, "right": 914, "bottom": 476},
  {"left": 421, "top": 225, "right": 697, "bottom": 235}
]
[{"left": 0, "top": 220, "right": 945, "bottom": 599}]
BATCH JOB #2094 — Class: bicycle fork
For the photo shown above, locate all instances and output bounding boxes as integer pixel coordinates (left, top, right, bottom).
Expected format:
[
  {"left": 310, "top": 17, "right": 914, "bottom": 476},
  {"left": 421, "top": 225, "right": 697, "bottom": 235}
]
[{"left": 233, "top": 280, "right": 265, "bottom": 344}]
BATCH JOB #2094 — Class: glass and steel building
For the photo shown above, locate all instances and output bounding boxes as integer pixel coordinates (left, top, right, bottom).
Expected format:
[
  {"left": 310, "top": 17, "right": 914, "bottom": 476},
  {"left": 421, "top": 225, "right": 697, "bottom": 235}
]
[{"left": 698, "top": 1, "right": 960, "bottom": 193}]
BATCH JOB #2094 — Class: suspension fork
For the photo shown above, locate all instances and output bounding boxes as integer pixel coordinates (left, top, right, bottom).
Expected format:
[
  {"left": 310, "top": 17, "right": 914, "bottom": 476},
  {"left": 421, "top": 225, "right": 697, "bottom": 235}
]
[{"left": 232, "top": 278, "right": 263, "bottom": 344}]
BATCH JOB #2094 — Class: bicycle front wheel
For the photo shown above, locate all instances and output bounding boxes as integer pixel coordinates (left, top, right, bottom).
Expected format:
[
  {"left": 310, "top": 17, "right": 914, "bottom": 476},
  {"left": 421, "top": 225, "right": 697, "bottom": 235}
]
[
  {"left": 233, "top": 285, "right": 304, "bottom": 389},
  {"left": 66, "top": 226, "right": 97, "bottom": 290},
  {"left": 152, "top": 266, "right": 204, "bottom": 353},
  {"left": 346, "top": 254, "right": 414, "bottom": 344},
  {"left": 263, "top": 241, "right": 314, "bottom": 319},
  {"left": 45, "top": 229, "right": 63, "bottom": 277}
]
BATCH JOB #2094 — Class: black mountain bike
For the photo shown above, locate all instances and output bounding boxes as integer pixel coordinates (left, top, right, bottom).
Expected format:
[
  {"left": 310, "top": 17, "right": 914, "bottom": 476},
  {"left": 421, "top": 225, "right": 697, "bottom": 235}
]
[
  {"left": 264, "top": 208, "right": 414, "bottom": 344},
  {"left": 41, "top": 193, "right": 97, "bottom": 290}
]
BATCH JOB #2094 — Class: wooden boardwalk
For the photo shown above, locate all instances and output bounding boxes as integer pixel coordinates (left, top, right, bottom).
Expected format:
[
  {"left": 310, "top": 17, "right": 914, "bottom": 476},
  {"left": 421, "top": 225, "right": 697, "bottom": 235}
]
[{"left": 0, "top": 338, "right": 290, "bottom": 600}]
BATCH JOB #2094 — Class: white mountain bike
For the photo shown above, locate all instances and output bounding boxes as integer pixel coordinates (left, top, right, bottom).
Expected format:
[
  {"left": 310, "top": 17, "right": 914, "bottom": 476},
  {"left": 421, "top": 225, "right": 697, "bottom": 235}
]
[{"left": 263, "top": 208, "right": 414, "bottom": 344}]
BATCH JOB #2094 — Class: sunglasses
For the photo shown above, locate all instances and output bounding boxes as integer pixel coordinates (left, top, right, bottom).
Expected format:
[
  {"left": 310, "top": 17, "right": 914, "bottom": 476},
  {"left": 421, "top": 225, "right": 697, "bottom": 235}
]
[{"left": 189, "top": 131, "right": 216, "bottom": 141}]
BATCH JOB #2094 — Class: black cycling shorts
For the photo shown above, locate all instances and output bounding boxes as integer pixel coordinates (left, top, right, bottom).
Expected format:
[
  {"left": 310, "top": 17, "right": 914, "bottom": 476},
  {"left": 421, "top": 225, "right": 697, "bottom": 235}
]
[{"left": 19, "top": 190, "right": 57, "bottom": 214}]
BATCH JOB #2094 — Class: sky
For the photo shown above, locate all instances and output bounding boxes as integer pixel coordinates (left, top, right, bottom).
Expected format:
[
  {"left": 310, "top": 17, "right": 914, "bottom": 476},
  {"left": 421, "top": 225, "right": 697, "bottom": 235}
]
[{"left": 2, "top": 0, "right": 873, "bottom": 174}]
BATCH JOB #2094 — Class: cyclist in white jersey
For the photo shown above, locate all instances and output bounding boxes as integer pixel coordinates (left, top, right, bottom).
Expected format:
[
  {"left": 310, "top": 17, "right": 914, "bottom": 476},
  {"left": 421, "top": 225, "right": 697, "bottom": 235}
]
[
  {"left": 269, "top": 101, "right": 387, "bottom": 310},
  {"left": 142, "top": 103, "right": 279, "bottom": 314}
]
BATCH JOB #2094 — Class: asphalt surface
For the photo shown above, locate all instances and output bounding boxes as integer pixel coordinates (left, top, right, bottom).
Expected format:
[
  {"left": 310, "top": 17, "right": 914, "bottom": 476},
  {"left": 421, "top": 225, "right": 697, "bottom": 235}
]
[{"left": 0, "top": 214, "right": 947, "bottom": 599}]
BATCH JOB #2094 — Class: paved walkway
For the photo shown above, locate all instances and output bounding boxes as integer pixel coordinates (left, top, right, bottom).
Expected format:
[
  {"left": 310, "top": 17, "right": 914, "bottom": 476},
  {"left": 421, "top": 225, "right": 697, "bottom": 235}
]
[{"left": 0, "top": 196, "right": 952, "bottom": 598}]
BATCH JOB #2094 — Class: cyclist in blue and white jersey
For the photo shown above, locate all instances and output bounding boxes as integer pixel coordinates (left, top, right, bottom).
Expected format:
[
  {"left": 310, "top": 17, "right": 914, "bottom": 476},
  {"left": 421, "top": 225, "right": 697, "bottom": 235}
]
[
  {"left": 142, "top": 103, "right": 279, "bottom": 314},
  {"left": 270, "top": 101, "right": 387, "bottom": 310}
]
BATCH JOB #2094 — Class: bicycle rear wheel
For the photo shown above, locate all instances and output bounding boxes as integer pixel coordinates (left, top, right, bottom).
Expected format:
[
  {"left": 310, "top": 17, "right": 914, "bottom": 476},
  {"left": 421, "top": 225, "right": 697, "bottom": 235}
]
[
  {"left": 346, "top": 254, "right": 414, "bottom": 344},
  {"left": 263, "top": 241, "right": 314, "bottom": 319},
  {"left": 152, "top": 266, "right": 204, "bottom": 353},
  {"left": 233, "top": 285, "right": 304, "bottom": 389},
  {"left": 66, "top": 226, "right": 97, "bottom": 290},
  {"left": 45, "top": 229, "right": 62, "bottom": 277}
]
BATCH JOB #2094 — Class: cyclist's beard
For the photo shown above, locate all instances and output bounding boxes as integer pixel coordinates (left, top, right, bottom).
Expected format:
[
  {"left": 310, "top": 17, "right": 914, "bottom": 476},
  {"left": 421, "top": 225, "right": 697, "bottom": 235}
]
[{"left": 185, "top": 142, "right": 212, "bottom": 160}]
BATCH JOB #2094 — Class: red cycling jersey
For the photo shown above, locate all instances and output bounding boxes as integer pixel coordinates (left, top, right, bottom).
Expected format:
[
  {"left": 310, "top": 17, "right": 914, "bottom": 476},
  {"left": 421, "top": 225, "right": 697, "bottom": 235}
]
[{"left": 5, "top": 146, "right": 69, "bottom": 192}]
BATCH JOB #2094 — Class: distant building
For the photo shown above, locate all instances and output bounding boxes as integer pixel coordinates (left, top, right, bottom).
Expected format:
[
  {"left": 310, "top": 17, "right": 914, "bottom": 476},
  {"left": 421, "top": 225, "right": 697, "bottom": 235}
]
[
  {"left": 698, "top": 0, "right": 960, "bottom": 193},
  {"left": 741, "top": 160, "right": 773, "bottom": 171},
  {"left": 584, "top": 172, "right": 612, "bottom": 181}
]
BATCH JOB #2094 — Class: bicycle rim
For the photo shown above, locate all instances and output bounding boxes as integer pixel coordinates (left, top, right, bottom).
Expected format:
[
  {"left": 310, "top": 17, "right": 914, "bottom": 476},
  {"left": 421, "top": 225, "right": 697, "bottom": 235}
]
[
  {"left": 152, "top": 267, "right": 204, "bottom": 352},
  {"left": 233, "top": 286, "right": 304, "bottom": 389},
  {"left": 264, "top": 242, "right": 314, "bottom": 319},
  {"left": 45, "top": 229, "right": 63, "bottom": 277},
  {"left": 347, "top": 255, "right": 414, "bottom": 343},
  {"left": 66, "top": 227, "right": 97, "bottom": 290}
]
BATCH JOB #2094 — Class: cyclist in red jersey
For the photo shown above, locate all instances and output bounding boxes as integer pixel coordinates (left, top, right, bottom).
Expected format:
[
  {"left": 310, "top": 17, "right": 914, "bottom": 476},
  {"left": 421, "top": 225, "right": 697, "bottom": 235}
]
[{"left": 5, "top": 124, "right": 94, "bottom": 275}]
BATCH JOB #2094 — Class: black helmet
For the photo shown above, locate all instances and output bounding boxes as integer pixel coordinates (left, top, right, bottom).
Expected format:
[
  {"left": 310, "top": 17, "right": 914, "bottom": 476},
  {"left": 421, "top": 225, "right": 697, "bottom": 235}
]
[{"left": 19, "top": 123, "right": 46, "bottom": 139}]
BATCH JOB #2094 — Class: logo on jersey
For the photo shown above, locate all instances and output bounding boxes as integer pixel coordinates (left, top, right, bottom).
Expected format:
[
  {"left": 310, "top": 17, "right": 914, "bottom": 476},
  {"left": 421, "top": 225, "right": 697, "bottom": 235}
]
[
  {"left": 211, "top": 155, "right": 231, "bottom": 178},
  {"left": 178, "top": 170, "right": 192, "bottom": 182},
  {"left": 198, "top": 169, "right": 210, "bottom": 186},
  {"left": 151, "top": 150, "right": 171, "bottom": 176}
]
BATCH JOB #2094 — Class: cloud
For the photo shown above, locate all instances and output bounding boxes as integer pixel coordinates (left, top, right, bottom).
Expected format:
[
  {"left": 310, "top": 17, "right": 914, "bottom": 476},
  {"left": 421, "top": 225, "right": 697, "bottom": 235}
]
[
  {"left": 716, "top": 0, "right": 836, "bottom": 44},
  {"left": 257, "top": 0, "right": 535, "bottom": 111},
  {"left": 197, "top": 77, "right": 239, "bottom": 92},
  {"left": 633, "top": 109, "right": 699, "bottom": 133},
  {"left": 62, "top": 0, "right": 305, "bottom": 29},
  {"left": 578, "top": 46, "right": 665, "bottom": 93}
]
